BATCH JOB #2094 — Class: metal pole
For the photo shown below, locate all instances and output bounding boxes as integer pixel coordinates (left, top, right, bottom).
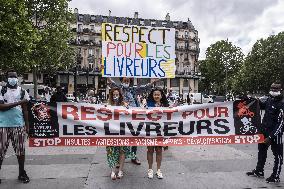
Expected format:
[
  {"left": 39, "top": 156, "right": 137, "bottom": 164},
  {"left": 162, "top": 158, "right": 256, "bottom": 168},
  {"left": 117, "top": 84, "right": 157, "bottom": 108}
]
[
  {"left": 74, "top": 8, "right": 80, "bottom": 100},
  {"left": 225, "top": 59, "right": 228, "bottom": 100}
]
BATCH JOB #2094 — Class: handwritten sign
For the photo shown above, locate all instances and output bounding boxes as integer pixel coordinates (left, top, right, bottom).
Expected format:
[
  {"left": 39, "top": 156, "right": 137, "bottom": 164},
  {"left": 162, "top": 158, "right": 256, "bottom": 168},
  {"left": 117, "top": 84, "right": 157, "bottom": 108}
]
[{"left": 101, "top": 23, "right": 176, "bottom": 78}]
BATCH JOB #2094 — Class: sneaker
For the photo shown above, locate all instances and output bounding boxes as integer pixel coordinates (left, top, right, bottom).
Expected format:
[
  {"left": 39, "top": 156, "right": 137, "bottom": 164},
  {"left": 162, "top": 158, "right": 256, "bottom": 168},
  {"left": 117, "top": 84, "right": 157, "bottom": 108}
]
[
  {"left": 117, "top": 171, "right": 123, "bottom": 179},
  {"left": 110, "top": 171, "right": 116, "bottom": 180},
  {"left": 266, "top": 176, "right": 280, "bottom": 183},
  {"left": 156, "top": 169, "right": 163, "bottom": 179},
  {"left": 18, "top": 170, "right": 30, "bottom": 183},
  {"left": 147, "top": 169, "right": 154, "bottom": 179},
  {"left": 131, "top": 158, "right": 141, "bottom": 165},
  {"left": 246, "top": 169, "right": 264, "bottom": 177}
]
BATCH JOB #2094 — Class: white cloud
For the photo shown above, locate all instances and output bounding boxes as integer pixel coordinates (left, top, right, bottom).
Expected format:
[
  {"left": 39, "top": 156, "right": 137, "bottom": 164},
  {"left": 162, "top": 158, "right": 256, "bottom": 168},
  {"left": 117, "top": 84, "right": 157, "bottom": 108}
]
[{"left": 69, "top": 0, "right": 284, "bottom": 59}]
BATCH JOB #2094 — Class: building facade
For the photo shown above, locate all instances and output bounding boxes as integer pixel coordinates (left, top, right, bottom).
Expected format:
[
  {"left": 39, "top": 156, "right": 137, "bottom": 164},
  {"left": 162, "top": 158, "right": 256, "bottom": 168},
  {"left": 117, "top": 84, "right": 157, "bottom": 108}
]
[{"left": 23, "top": 10, "right": 201, "bottom": 99}]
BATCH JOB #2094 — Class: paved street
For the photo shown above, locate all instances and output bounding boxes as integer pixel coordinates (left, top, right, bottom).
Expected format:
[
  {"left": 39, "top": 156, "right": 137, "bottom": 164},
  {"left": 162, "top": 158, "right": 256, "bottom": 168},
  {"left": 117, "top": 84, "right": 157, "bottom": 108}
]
[{"left": 1, "top": 142, "right": 284, "bottom": 189}]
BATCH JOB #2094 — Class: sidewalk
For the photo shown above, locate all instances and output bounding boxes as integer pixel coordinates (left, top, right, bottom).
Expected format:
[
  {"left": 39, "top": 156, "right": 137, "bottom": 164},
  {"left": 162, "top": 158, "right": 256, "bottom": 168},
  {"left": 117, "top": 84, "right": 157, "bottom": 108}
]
[
  {"left": 0, "top": 144, "right": 97, "bottom": 189},
  {"left": 85, "top": 145, "right": 284, "bottom": 189},
  {"left": 1, "top": 143, "right": 284, "bottom": 189}
]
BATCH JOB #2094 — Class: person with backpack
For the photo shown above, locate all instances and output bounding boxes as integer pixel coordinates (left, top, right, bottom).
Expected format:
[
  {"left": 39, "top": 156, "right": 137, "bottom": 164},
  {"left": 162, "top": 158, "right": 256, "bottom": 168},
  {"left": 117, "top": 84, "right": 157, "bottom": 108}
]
[
  {"left": 246, "top": 81, "right": 284, "bottom": 183},
  {"left": 0, "top": 70, "right": 30, "bottom": 184}
]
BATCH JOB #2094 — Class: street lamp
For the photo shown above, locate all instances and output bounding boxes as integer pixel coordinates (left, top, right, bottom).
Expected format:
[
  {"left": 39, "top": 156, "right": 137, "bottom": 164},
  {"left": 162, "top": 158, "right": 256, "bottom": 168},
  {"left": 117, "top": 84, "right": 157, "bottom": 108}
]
[
  {"left": 73, "top": 8, "right": 82, "bottom": 100},
  {"left": 223, "top": 51, "right": 229, "bottom": 100}
]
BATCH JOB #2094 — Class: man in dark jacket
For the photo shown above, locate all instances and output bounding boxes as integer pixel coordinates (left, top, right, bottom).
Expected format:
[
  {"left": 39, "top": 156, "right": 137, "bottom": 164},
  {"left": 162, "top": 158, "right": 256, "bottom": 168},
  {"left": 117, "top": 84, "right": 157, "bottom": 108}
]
[
  {"left": 246, "top": 81, "right": 284, "bottom": 183},
  {"left": 50, "top": 86, "right": 67, "bottom": 103}
]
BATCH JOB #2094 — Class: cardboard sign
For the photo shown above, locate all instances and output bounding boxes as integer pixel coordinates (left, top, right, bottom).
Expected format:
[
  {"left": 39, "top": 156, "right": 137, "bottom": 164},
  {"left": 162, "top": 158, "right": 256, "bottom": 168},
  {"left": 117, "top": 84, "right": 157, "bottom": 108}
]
[{"left": 101, "top": 23, "right": 176, "bottom": 78}]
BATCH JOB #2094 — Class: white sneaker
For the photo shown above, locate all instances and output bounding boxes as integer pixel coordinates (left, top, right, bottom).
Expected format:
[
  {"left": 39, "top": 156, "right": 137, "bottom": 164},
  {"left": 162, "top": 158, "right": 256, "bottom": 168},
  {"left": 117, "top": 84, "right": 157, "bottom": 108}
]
[
  {"left": 117, "top": 171, "right": 123, "bottom": 179},
  {"left": 156, "top": 169, "right": 163, "bottom": 179},
  {"left": 147, "top": 169, "right": 154, "bottom": 179},
  {"left": 110, "top": 171, "right": 116, "bottom": 180}
]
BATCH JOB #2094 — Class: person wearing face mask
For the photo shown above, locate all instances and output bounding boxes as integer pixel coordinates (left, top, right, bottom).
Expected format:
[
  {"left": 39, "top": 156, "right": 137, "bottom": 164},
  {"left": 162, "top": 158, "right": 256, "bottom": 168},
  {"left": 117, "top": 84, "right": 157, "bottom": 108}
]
[
  {"left": 0, "top": 70, "right": 30, "bottom": 184},
  {"left": 246, "top": 81, "right": 284, "bottom": 183},
  {"left": 106, "top": 88, "right": 135, "bottom": 180},
  {"left": 146, "top": 88, "right": 169, "bottom": 179},
  {"left": 107, "top": 77, "right": 160, "bottom": 165}
]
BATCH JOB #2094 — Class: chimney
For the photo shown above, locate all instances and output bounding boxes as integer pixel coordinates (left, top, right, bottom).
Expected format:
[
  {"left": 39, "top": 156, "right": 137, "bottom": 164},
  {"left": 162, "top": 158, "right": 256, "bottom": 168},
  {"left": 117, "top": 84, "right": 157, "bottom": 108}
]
[
  {"left": 134, "top": 12, "right": 139, "bottom": 19},
  {"left": 109, "top": 10, "right": 111, "bottom": 16},
  {"left": 165, "top": 13, "right": 170, "bottom": 21},
  {"left": 74, "top": 8, "right": 78, "bottom": 14}
]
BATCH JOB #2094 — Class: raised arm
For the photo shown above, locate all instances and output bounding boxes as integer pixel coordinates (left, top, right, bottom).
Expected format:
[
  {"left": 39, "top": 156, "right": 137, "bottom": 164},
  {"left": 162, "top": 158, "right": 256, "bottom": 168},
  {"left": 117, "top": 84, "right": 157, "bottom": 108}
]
[
  {"left": 107, "top": 77, "right": 119, "bottom": 88},
  {"left": 135, "top": 78, "right": 161, "bottom": 94}
]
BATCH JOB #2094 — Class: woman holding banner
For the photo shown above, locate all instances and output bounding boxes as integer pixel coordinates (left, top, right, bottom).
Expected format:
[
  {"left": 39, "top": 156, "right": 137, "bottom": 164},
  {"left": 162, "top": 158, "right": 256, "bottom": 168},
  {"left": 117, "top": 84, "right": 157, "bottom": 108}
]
[
  {"left": 146, "top": 87, "right": 169, "bottom": 179},
  {"left": 107, "top": 77, "right": 160, "bottom": 165},
  {"left": 106, "top": 88, "right": 135, "bottom": 180}
]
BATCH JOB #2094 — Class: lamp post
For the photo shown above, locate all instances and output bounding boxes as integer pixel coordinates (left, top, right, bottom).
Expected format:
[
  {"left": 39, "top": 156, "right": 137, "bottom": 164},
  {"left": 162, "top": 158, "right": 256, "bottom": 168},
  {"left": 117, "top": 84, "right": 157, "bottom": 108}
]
[
  {"left": 73, "top": 8, "right": 82, "bottom": 100},
  {"left": 223, "top": 51, "right": 229, "bottom": 100}
]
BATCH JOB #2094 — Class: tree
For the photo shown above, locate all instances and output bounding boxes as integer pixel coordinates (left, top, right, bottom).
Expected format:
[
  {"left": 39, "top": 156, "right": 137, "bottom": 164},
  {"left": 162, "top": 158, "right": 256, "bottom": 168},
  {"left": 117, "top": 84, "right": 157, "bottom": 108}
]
[
  {"left": 0, "top": 0, "right": 75, "bottom": 97},
  {"left": 233, "top": 32, "right": 284, "bottom": 94},
  {"left": 200, "top": 40, "right": 244, "bottom": 95},
  {"left": 0, "top": 0, "right": 38, "bottom": 72}
]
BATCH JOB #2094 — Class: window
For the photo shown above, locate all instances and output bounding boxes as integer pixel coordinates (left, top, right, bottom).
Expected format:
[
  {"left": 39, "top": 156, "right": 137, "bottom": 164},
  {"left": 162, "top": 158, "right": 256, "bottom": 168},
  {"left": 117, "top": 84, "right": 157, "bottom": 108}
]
[
  {"left": 170, "top": 78, "right": 179, "bottom": 87},
  {"left": 185, "top": 42, "right": 189, "bottom": 49},
  {"left": 78, "top": 15, "right": 84, "bottom": 22},
  {"left": 90, "top": 25, "right": 94, "bottom": 31},
  {"left": 183, "top": 79, "right": 188, "bottom": 87},
  {"left": 88, "top": 48, "right": 94, "bottom": 56},
  {"left": 23, "top": 74, "right": 28, "bottom": 80},
  {"left": 185, "top": 53, "right": 188, "bottom": 60},
  {"left": 185, "top": 31, "right": 189, "bottom": 38},
  {"left": 78, "top": 24, "right": 83, "bottom": 32}
]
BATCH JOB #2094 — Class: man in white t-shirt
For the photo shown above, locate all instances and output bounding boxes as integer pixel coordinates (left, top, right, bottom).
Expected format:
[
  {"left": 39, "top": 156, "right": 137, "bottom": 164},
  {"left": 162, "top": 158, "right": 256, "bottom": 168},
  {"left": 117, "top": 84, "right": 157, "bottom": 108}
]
[{"left": 0, "top": 71, "right": 30, "bottom": 184}]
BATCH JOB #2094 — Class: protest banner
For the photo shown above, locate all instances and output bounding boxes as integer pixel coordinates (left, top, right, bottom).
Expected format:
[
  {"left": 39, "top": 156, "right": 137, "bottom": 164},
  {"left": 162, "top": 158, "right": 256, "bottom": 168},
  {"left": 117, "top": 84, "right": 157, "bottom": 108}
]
[
  {"left": 101, "top": 23, "right": 176, "bottom": 78},
  {"left": 27, "top": 100, "right": 264, "bottom": 147}
]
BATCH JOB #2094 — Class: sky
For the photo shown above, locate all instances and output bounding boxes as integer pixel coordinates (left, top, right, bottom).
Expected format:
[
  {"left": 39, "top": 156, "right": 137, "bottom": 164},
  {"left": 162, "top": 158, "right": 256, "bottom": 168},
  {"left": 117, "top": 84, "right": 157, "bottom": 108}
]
[{"left": 69, "top": 0, "right": 284, "bottom": 59}]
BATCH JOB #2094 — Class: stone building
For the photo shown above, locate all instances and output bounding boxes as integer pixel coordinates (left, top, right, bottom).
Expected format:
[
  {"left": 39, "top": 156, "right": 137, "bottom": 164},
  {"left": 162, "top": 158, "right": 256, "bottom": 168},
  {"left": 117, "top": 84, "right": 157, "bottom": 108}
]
[{"left": 22, "top": 10, "right": 201, "bottom": 99}]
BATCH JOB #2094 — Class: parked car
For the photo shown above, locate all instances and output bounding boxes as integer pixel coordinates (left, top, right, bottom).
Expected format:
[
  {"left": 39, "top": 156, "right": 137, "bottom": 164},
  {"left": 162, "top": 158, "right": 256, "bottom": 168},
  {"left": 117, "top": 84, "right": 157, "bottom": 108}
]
[
  {"left": 212, "top": 96, "right": 226, "bottom": 102},
  {"left": 188, "top": 93, "right": 214, "bottom": 104}
]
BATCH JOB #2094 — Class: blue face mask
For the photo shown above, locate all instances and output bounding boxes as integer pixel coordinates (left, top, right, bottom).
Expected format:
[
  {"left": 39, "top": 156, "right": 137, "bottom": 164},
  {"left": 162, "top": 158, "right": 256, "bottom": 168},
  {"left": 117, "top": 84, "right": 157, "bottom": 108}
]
[{"left": 8, "top": 78, "right": 18, "bottom": 86}]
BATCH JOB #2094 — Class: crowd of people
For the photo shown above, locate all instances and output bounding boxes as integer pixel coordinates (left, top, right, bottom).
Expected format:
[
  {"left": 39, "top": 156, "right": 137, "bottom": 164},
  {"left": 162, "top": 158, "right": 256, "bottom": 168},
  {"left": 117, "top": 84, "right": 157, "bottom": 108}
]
[{"left": 0, "top": 70, "right": 284, "bottom": 184}]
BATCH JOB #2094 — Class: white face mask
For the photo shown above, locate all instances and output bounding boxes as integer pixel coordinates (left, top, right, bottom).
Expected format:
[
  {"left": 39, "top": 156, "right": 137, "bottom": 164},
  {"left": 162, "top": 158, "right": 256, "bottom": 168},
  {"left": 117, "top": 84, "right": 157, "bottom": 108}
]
[
  {"left": 113, "top": 96, "right": 119, "bottom": 101},
  {"left": 8, "top": 78, "right": 18, "bottom": 86},
  {"left": 122, "top": 83, "right": 129, "bottom": 88},
  {"left": 269, "top": 91, "right": 281, "bottom": 97}
]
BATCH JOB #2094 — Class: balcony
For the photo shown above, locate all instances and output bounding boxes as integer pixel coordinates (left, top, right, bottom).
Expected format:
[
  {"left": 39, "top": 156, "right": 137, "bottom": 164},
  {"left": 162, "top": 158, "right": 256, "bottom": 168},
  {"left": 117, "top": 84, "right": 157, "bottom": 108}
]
[
  {"left": 175, "top": 35, "right": 189, "bottom": 41},
  {"left": 174, "top": 70, "right": 202, "bottom": 79},
  {"left": 73, "top": 40, "right": 102, "bottom": 47}
]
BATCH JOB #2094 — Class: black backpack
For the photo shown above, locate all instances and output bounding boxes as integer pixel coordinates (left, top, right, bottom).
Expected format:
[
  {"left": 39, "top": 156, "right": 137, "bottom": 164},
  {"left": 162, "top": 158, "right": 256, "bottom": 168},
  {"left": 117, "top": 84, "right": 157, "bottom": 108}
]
[{"left": 1, "top": 85, "right": 25, "bottom": 101}]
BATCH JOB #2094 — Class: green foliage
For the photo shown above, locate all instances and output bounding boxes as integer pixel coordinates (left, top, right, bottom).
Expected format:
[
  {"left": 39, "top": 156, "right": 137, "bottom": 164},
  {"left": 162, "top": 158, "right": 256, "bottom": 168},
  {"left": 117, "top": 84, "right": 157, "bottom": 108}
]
[
  {"left": 233, "top": 32, "right": 284, "bottom": 93},
  {"left": 200, "top": 40, "right": 244, "bottom": 95},
  {"left": 0, "top": 0, "right": 75, "bottom": 74}
]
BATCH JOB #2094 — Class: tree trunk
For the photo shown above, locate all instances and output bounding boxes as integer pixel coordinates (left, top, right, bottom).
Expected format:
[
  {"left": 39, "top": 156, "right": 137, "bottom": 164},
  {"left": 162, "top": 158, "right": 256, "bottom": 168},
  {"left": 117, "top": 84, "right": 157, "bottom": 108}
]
[{"left": 33, "top": 66, "right": 38, "bottom": 99}]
